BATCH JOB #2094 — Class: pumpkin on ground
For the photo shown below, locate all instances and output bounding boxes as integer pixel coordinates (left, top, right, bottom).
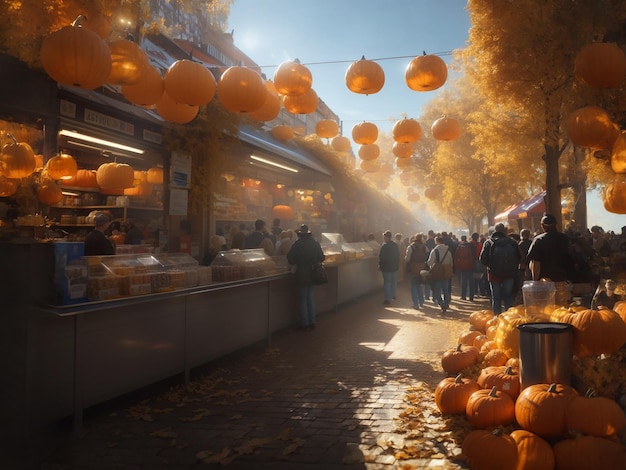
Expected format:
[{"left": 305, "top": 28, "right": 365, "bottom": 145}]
[
  {"left": 483, "top": 348, "right": 509, "bottom": 367},
  {"left": 465, "top": 386, "right": 516, "bottom": 428},
  {"left": 472, "top": 334, "right": 489, "bottom": 351},
  {"left": 469, "top": 309, "right": 495, "bottom": 333},
  {"left": 509, "top": 429, "right": 555, "bottom": 470},
  {"left": 458, "top": 330, "right": 483, "bottom": 347},
  {"left": 552, "top": 435, "right": 626, "bottom": 470},
  {"left": 613, "top": 300, "right": 626, "bottom": 323},
  {"left": 514, "top": 383, "right": 578, "bottom": 439},
  {"left": 462, "top": 428, "right": 517, "bottom": 470},
  {"left": 565, "top": 388, "right": 626, "bottom": 437},
  {"left": 434, "top": 374, "right": 481, "bottom": 415},
  {"left": 477, "top": 366, "right": 520, "bottom": 400},
  {"left": 565, "top": 306, "right": 626, "bottom": 357},
  {"left": 441, "top": 344, "right": 480, "bottom": 375}
]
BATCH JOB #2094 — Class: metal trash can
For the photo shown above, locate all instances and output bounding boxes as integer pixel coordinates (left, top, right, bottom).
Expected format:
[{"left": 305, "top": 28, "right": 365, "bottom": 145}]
[{"left": 517, "top": 322, "right": 574, "bottom": 389}]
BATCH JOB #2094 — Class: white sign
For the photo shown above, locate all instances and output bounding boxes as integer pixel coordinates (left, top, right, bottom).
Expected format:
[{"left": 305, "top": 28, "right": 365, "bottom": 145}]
[
  {"left": 171, "top": 151, "right": 191, "bottom": 189},
  {"left": 169, "top": 188, "right": 188, "bottom": 216}
]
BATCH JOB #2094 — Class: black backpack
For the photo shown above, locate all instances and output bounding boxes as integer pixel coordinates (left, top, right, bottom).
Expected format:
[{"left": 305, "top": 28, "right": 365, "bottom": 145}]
[{"left": 488, "top": 237, "right": 519, "bottom": 279}]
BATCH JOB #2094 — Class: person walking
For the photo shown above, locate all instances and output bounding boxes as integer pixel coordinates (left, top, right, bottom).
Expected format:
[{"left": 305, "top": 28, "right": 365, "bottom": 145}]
[
  {"left": 454, "top": 235, "right": 476, "bottom": 301},
  {"left": 395, "top": 232, "right": 407, "bottom": 282},
  {"left": 405, "top": 232, "right": 428, "bottom": 309},
  {"left": 514, "top": 228, "right": 533, "bottom": 304},
  {"left": 427, "top": 235, "right": 453, "bottom": 313},
  {"left": 479, "top": 223, "right": 521, "bottom": 315},
  {"left": 424, "top": 230, "right": 436, "bottom": 302},
  {"left": 286, "top": 225, "right": 326, "bottom": 330},
  {"left": 379, "top": 230, "right": 400, "bottom": 305}
]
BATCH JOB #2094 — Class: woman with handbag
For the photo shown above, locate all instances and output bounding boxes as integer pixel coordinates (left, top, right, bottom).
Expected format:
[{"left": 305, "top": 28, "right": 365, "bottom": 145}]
[
  {"left": 427, "top": 236, "right": 454, "bottom": 313},
  {"left": 287, "top": 224, "right": 326, "bottom": 330},
  {"left": 405, "top": 233, "right": 428, "bottom": 309}
]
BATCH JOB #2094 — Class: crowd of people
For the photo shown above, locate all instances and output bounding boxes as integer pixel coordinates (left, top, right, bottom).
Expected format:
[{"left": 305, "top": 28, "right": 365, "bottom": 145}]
[{"left": 378, "top": 215, "right": 626, "bottom": 316}]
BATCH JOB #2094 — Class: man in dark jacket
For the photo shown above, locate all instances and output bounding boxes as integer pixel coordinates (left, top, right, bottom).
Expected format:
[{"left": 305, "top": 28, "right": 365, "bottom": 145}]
[
  {"left": 287, "top": 225, "right": 325, "bottom": 329},
  {"left": 379, "top": 230, "right": 400, "bottom": 305}
]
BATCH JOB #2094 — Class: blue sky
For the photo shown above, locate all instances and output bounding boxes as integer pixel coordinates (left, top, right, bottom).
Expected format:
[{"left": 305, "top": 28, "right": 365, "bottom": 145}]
[{"left": 227, "top": 0, "right": 625, "bottom": 232}]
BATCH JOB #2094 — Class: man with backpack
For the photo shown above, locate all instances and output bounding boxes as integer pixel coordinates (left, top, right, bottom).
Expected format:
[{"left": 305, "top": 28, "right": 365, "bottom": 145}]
[
  {"left": 454, "top": 235, "right": 476, "bottom": 301},
  {"left": 479, "top": 223, "right": 521, "bottom": 315}
]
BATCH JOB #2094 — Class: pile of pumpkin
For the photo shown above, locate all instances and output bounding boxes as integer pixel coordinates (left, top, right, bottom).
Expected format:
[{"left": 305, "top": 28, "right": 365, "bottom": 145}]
[{"left": 435, "top": 304, "right": 626, "bottom": 470}]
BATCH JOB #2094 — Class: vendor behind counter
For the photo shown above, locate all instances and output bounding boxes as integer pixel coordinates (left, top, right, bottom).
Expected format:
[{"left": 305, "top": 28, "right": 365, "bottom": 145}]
[{"left": 84, "top": 212, "right": 115, "bottom": 256}]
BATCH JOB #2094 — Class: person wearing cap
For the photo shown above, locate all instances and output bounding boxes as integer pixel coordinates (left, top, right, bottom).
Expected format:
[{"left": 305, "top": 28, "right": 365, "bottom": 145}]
[
  {"left": 592, "top": 279, "right": 623, "bottom": 309},
  {"left": 287, "top": 225, "right": 325, "bottom": 330},
  {"left": 379, "top": 230, "right": 400, "bottom": 305},
  {"left": 84, "top": 212, "right": 115, "bottom": 256},
  {"left": 526, "top": 213, "right": 576, "bottom": 284}
]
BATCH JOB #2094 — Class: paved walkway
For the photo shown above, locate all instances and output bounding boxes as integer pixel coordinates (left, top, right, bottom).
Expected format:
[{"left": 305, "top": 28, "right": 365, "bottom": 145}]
[{"left": 41, "top": 280, "right": 491, "bottom": 469}]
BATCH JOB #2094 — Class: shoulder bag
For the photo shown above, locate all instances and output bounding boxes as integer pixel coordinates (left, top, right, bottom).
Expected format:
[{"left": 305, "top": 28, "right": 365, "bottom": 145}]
[
  {"left": 429, "top": 248, "right": 452, "bottom": 281},
  {"left": 311, "top": 262, "right": 328, "bottom": 285}
]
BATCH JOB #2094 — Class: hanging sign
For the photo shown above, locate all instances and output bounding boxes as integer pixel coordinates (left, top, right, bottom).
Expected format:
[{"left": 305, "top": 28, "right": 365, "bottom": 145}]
[{"left": 170, "top": 151, "right": 191, "bottom": 189}]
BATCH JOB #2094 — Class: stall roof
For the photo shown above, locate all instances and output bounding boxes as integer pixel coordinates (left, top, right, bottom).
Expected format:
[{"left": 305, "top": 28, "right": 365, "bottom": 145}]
[
  {"left": 494, "top": 191, "right": 547, "bottom": 222},
  {"left": 238, "top": 126, "right": 332, "bottom": 177}
]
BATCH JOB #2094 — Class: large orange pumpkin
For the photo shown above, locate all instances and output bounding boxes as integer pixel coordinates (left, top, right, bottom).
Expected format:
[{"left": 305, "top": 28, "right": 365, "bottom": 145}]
[
  {"left": 331, "top": 136, "right": 352, "bottom": 152},
  {"left": 164, "top": 59, "right": 216, "bottom": 107},
  {"left": 392, "top": 118, "right": 422, "bottom": 144},
  {"left": 392, "top": 142, "right": 414, "bottom": 158},
  {"left": 64, "top": 169, "right": 98, "bottom": 188},
  {"left": 602, "top": 180, "right": 626, "bottom": 214},
  {"left": 574, "top": 42, "right": 626, "bottom": 89},
  {"left": 565, "top": 306, "right": 626, "bottom": 357},
  {"left": 553, "top": 435, "right": 626, "bottom": 470},
  {"left": 515, "top": 383, "right": 578, "bottom": 439},
  {"left": 358, "top": 144, "right": 380, "bottom": 161},
  {"left": 566, "top": 388, "right": 626, "bottom": 437},
  {"left": 315, "top": 120, "right": 339, "bottom": 139},
  {"left": 96, "top": 162, "right": 134, "bottom": 189},
  {"left": 510, "top": 430, "right": 555, "bottom": 470},
  {"left": 431, "top": 116, "right": 462, "bottom": 141},
  {"left": 156, "top": 91, "right": 199, "bottom": 124},
  {"left": 270, "top": 125, "right": 294, "bottom": 141},
  {"left": 46, "top": 153, "right": 78, "bottom": 180},
  {"left": 477, "top": 366, "right": 520, "bottom": 400},
  {"left": 434, "top": 373, "right": 480, "bottom": 415},
  {"left": 121, "top": 65, "right": 164, "bottom": 107},
  {"left": 345, "top": 56, "right": 385, "bottom": 95},
  {"left": 282, "top": 87, "right": 318, "bottom": 114},
  {"left": 351, "top": 122, "right": 378, "bottom": 145},
  {"left": 248, "top": 80, "right": 281, "bottom": 122},
  {"left": 0, "top": 136, "right": 36, "bottom": 179},
  {"left": 218, "top": 66, "right": 266, "bottom": 113},
  {"left": 273, "top": 59, "right": 312, "bottom": 96},
  {"left": 405, "top": 52, "right": 448, "bottom": 92},
  {"left": 566, "top": 106, "right": 620, "bottom": 150},
  {"left": 462, "top": 429, "right": 517, "bottom": 470},
  {"left": 146, "top": 167, "right": 164, "bottom": 185},
  {"left": 441, "top": 344, "right": 479, "bottom": 375},
  {"left": 107, "top": 39, "right": 147, "bottom": 86},
  {"left": 40, "top": 16, "right": 111, "bottom": 89},
  {"left": 465, "top": 386, "right": 516, "bottom": 428}
]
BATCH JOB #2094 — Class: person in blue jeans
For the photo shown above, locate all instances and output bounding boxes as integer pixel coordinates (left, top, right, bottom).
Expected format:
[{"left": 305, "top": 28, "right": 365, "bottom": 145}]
[
  {"left": 379, "top": 230, "right": 400, "bottom": 304},
  {"left": 427, "top": 236, "right": 453, "bottom": 313}
]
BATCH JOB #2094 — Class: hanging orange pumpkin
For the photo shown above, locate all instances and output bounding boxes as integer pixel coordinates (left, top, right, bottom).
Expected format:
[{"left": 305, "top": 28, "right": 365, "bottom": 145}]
[
  {"left": 331, "top": 135, "right": 351, "bottom": 152},
  {"left": 270, "top": 125, "right": 294, "bottom": 141},
  {"left": 0, "top": 176, "right": 19, "bottom": 197},
  {"left": 248, "top": 80, "right": 281, "bottom": 122},
  {"left": 610, "top": 131, "right": 626, "bottom": 173},
  {"left": 107, "top": 39, "right": 147, "bottom": 86},
  {"left": 146, "top": 167, "right": 164, "bottom": 185},
  {"left": 272, "top": 205, "right": 294, "bottom": 220},
  {"left": 40, "top": 15, "right": 112, "bottom": 89},
  {"left": 392, "top": 142, "right": 413, "bottom": 158},
  {"left": 602, "top": 180, "right": 626, "bottom": 214},
  {"left": 121, "top": 65, "right": 164, "bottom": 107},
  {"left": 393, "top": 118, "right": 422, "bottom": 144},
  {"left": 315, "top": 120, "right": 339, "bottom": 139},
  {"left": 345, "top": 56, "right": 385, "bottom": 95},
  {"left": 405, "top": 52, "right": 448, "bottom": 91},
  {"left": 273, "top": 59, "right": 313, "bottom": 96},
  {"left": 566, "top": 106, "right": 620, "bottom": 150},
  {"left": 0, "top": 134, "right": 36, "bottom": 179},
  {"left": 574, "top": 42, "right": 626, "bottom": 89},
  {"left": 83, "top": 11, "right": 112, "bottom": 40},
  {"left": 164, "top": 59, "right": 216, "bottom": 107},
  {"left": 396, "top": 157, "right": 411, "bottom": 168},
  {"left": 96, "top": 162, "right": 134, "bottom": 189},
  {"left": 351, "top": 122, "right": 378, "bottom": 145},
  {"left": 358, "top": 144, "right": 380, "bottom": 161},
  {"left": 282, "top": 87, "right": 318, "bottom": 114},
  {"left": 37, "top": 177, "right": 63, "bottom": 205},
  {"left": 156, "top": 91, "right": 199, "bottom": 124},
  {"left": 217, "top": 65, "right": 266, "bottom": 113},
  {"left": 431, "top": 116, "right": 462, "bottom": 141},
  {"left": 46, "top": 153, "right": 78, "bottom": 180},
  {"left": 424, "top": 186, "right": 441, "bottom": 200}
]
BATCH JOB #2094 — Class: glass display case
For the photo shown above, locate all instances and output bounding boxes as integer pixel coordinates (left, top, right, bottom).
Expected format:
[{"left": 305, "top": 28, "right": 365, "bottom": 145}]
[
  {"left": 210, "top": 248, "right": 278, "bottom": 282},
  {"left": 321, "top": 233, "right": 345, "bottom": 264}
]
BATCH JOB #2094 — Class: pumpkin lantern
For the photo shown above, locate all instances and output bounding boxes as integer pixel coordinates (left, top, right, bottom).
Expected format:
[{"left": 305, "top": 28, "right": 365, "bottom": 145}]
[
  {"left": 107, "top": 39, "right": 147, "bottom": 86},
  {"left": 45, "top": 153, "right": 78, "bottom": 180},
  {"left": 345, "top": 56, "right": 385, "bottom": 95},
  {"left": 248, "top": 80, "right": 281, "bottom": 122},
  {"left": 121, "top": 65, "right": 164, "bottom": 107},
  {"left": 431, "top": 116, "right": 462, "bottom": 141},
  {"left": 218, "top": 66, "right": 266, "bottom": 113},
  {"left": 358, "top": 144, "right": 380, "bottom": 161},
  {"left": 392, "top": 118, "right": 422, "bottom": 144},
  {"left": 273, "top": 59, "right": 313, "bottom": 96},
  {"left": 96, "top": 162, "right": 134, "bottom": 189},
  {"left": 164, "top": 59, "right": 216, "bottom": 107},
  {"left": 405, "top": 52, "right": 448, "bottom": 92},
  {"left": 156, "top": 91, "right": 199, "bottom": 124},
  {"left": 40, "top": 15, "right": 112, "bottom": 89},
  {"left": 602, "top": 179, "right": 626, "bottom": 214},
  {"left": 566, "top": 106, "right": 620, "bottom": 150},
  {"left": 315, "top": 120, "right": 339, "bottom": 139},
  {"left": 282, "top": 87, "right": 318, "bottom": 114},
  {"left": 0, "top": 134, "right": 36, "bottom": 179},
  {"left": 574, "top": 42, "right": 626, "bottom": 89},
  {"left": 270, "top": 125, "right": 294, "bottom": 141},
  {"left": 272, "top": 205, "right": 294, "bottom": 221},
  {"left": 351, "top": 122, "right": 378, "bottom": 145},
  {"left": 331, "top": 135, "right": 352, "bottom": 152}
]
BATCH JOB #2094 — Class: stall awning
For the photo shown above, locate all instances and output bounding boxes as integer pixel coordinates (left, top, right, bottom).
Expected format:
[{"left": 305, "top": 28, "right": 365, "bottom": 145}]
[
  {"left": 494, "top": 191, "right": 547, "bottom": 222},
  {"left": 238, "top": 126, "right": 332, "bottom": 177}
]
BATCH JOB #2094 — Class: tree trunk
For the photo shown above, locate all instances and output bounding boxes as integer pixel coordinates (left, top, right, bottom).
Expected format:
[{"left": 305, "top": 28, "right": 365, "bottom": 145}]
[{"left": 543, "top": 143, "right": 562, "bottom": 227}]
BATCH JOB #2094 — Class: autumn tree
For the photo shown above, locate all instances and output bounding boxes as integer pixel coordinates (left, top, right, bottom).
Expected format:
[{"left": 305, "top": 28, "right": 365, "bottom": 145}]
[{"left": 463, "top": 0, "right": 626, "bottom": 228}]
